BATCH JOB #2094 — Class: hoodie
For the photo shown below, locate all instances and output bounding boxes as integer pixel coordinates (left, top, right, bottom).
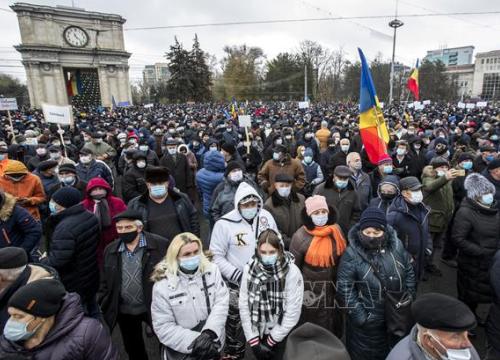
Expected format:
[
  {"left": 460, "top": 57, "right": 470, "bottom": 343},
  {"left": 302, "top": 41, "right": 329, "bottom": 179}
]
[{"left": 209, "top": 182, "right": 278, "bottom": 284}]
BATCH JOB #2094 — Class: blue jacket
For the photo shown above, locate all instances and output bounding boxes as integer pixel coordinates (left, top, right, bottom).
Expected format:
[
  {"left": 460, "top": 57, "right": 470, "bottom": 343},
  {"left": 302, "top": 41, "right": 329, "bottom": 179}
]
[
  {"left": 196, "top": 151, "right": 225, "bottom": 215},
  {"left": 76, "top": 159, "right": 114, "bottom": 189},
  {"left": 0, "top": 193, "right": 42, "bottom": 257}
]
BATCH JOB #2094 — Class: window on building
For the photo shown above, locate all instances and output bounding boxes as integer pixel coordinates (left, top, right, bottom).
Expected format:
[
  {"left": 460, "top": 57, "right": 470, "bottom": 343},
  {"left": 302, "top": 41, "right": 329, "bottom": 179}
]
[
  {"left": 482, "top": 59, "right": 485, "bottom": 64},
  {"left": 486, "top": 59, "right": 490, "bottom": 64}
]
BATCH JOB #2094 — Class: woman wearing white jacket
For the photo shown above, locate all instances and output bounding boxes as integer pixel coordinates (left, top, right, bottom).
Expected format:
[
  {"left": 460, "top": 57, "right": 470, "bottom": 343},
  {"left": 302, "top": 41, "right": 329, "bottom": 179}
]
[
  {"left": 151, "top": 232, "right": 229, "bottom": 360},
  {"left": 239, "top": 229, "right": 304, "bottom": 360}
]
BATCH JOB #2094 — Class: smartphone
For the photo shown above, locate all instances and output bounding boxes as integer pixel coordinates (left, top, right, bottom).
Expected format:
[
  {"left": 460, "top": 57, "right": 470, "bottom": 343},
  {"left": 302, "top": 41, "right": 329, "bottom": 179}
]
[{"left": 455, "top": 169, "right": 466, "bottom": 177}]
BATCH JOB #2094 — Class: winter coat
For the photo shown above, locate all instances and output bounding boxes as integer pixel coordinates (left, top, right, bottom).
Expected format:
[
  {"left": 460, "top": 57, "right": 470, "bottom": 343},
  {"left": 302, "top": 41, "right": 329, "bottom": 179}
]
[
  {"left": 264, "top": 190, "right": 305, "bottom": 249},
  {"left": 258, "top": 155, "right": 306, "bottom": 195},
  {"left": 122, "top": 165, "right": 147, "bottom": 203},
  {"left": 387, "top": 196, "right": 432, "bottom": 280},
  {"left": 33, "top": 170, "right": 60, "bottom": 199},
  {"left": 453, "top": 197, "right": 500, "bottom": 304},
  {"left": 487, "top": 250, "right": 500, "bottom": 354},
  {"left": 159, "top": 152, "right": 193, "bottom": 194},
  {"left": 483, "top": 168, "right": 500, "bottom": 210},
  {"left": 196, "top": 151, "right": 225, "bottom": 216},
  {"left": 83, "top": 141, "right": 117, "bottom": 162},
  {"left": 392, "top": 154, "right": 417, "bottom": 178},
  {"left": 336, "top": 224, "right": 416, "bottom": 360},
  {"left": 27, "top": 154, "right": 50, "bottom": 171},
  {"left": 209, "top": 175, "right": 264, "bottom": 223},
  {"left": 76, "top": 159, "right": 114, "bottom": 189},
  {"left": 386, "top": 325, "right": 481, "bottom": 360},
  {"left": 42, "top": 204, "right": 100, "bottom": 302},
  {"left": 0, "top": 193, "right": 42, "bottom": 256},
  {"left": 351, "top": 170, "right": 372, "bottom": 211},
  {"left": 0, "top": 263, "right": 56, "bottom": 332},
  {"left": 151, "top": 263, "right": 229, "bottom": 356},
  {"left": 128, "top": 188, "right": 199, "bottom": 237},
  {"left": 0, "top": 293, "right": 118, "bottom": 360},
  {"left": 98, "top": 231, "right": 170, "bottom": 330},
  {"left": 302, "top": 161, "right": 324, "bottom": 187},
  {"left": 210, "top": 182, "right": 278, "bottom": 284},
  {"left": 0, "top": 172, "right": 45, "bottom": 221},
  {"left": 239, "top": 260, "right": 304, "bottom": 342},
  {"left": 421, "top": 165, "right": 454, "bottom": 233},
  {"left": 82, "top": 177, "right": 127, "bottom": 268},
  {"left": 313, "top": 180, "right": 361, "bottom": 235},
  {"left": 51, "top": 177, "right": 88, "bottom": 200}
]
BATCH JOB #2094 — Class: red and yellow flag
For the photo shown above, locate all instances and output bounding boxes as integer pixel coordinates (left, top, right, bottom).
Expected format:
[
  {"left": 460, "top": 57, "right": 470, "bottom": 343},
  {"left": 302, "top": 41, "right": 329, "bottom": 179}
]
[{"left": 407, "top": 59, "right": 419, "bottom": 101}]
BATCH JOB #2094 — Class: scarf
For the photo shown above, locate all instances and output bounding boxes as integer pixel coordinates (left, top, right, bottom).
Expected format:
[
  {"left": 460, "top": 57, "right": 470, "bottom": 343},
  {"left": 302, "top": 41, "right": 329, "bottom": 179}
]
[
  {"left": 93, "top": 198, "right": 112, "bottom": 229},
  {"left": 247, "top": 252, "right": 293, "bottom": 331},
  {"left": 304, "top": 224, "right": 347, "bottom": 268}
]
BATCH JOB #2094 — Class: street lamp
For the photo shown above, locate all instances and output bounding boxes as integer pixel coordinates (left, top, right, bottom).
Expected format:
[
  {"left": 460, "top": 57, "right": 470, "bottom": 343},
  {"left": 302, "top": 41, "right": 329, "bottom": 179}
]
[{"left": 389, "top": 18, "right": 404, "bottom": 105}]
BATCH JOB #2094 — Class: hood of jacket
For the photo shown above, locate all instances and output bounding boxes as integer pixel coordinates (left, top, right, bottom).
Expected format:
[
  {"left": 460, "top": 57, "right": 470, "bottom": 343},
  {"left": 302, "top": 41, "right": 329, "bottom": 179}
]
[
  {"left": 84, "top": 177, "right": 112, "bottom": 200},
  {"left": 348, "top": 222, "right": 400, "bottom": 256},
  {"left": 0, "top": 192, "right": 17, "bottom": 221},
  {"left": 460, "top": 196, "right": 498, "bottom": 216},
  {"left": 203, "top": 150, "right": 226, "bottom": 172},
  {"left": 234, "top": 181, "right": 263, "bottom": 210}
]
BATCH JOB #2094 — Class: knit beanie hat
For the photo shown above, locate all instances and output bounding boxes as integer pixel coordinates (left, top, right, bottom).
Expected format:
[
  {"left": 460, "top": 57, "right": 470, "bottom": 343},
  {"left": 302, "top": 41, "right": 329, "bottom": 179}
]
[
  {"left": 0, "top": 247, "right": 28, "bottom": 269},
  {"left": 221, "top": 142, "right": 236, "bottom": 155},
  {"left": 430, "top": 156, "right": 450, "bottom": 168},
  {"left": 305, "top": 195, "right": 328, "bottom": 216},
  {"left": 359, "top": 207, "right": 387, "bottom": 231},
  {"left": 457, "top": 152, "right": 474, "bottom": 163},
  {"left": 464, "top": 173, "right": 496, "bottom": 200},
  {"left": 58, "top": 163, "right": 77, "bottom": 174},
  {"left": 51, "top": 187, "right": 82, "bottom": 208},
  {"left": 8, "top": 279, "right": 66, "bottom": 317},
  {"left": 225, "top": 161, "right": 243, "bottom": 177}
]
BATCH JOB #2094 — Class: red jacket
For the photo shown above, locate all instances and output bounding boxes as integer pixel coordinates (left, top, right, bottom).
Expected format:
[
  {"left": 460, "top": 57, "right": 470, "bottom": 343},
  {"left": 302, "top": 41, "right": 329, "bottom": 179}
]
[{"left": 82, "top": 177, "right": 126, "bottom": 268}]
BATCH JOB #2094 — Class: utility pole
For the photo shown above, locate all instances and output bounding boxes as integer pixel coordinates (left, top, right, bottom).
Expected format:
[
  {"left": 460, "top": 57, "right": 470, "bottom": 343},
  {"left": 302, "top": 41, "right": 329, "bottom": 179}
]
[
  {"left": 304, "top": 64, "right": 308, "bottom": 101},
  {"left": 389, "top": 0, "right": 403, "bottom": 105}
]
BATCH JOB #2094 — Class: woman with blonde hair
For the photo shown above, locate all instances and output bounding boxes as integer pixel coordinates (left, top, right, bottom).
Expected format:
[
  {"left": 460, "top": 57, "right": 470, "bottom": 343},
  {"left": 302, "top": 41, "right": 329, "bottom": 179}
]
[{"left": 151, "top": 232, "right": 229, "bottom": 360}]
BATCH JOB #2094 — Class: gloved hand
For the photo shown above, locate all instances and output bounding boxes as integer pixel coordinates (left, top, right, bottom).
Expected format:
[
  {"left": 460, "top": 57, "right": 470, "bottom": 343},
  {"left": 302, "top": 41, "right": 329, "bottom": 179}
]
[
  {"left": 250, "top": 336, "right": 275, "bottom": 360},
  {"left": 188, "top": 330, "right": 218, "bottom": 358}
]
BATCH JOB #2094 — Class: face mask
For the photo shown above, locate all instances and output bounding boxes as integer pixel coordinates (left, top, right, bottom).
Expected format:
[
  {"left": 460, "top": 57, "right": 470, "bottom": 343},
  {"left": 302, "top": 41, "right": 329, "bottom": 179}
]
[
  {"left": 273, "top": 152, "right": 281, "bottom": 161},
  {"left": 94, "top": 138, "right": 103, "bottom": 144},
  {"left": 52, "top": 141, "right": 61, "bottom": 146},
  {"left": 352, "top": 162, "right": 362, "bottom": 170},
  {"left": 60, "top": 176, "right": 75, "bottom": 185},
  {"left": 409, "top": 190, "right": 423, "bottom": 204},
  {"left": 380, "top": 192, "right": 396, "bottom": 201},
  {"left": 50, "top": 152, "right": 61, "bottom": 160},
  {"left": 461, "top": 161, "right": 472, "bottom": 170},
  {"left": 150, "top": 184, "right": 167, "bottom": 198},
  {"left": 483, "top": 124, "right": 491, "bottom": 131},
  {"left": 119, "top": 230, "right": 138, "bottom": 244},
  {"left": 136, "top": 160, "right": 146, "bottom": 169},
  {"left": 383, "top": 165, "right": 393, "bottom": 174},
  {"left": 209, "top": 146, "right": 218, "bottom": 151},
  {"left": 0, "top": 154, "right": 6, "bottom": 161},
  {"left": 4, "top": 318, "right": 40, "bottom": 342},
  {"left": 428, "top": 333, "right": 472, "bottom": 360},
  {"left": 36, "top": 148, "right": 47, "bottom": 156},
  {"left": 396, "top": 148, "right": 406, "bottom": 156},
  {"left": 335, "top": 180, "right": 348, "bottom": 189},
  {"left": 139, "top": 145, "right": 149, "bottom": 152},
  {"left": 229, "top": 170, "right": 243, "bottom": 183},
  {"left": 437, "top": 170, "right": 446, "bottom": 177},
  {"left": 80, "top": 155, "right": 91, "bottom": 164},
  {"left": 240, "top": 207, "right": 258, "bottom": 220},
  {"left": 414, "top": 144, "right": 422, "bottom": 150},
  {"left": 305, "top": 133, "right": 313, "bottom": 140},
  {"left": 481, "top": 193, "right": 494, "bottom": 206},
  {"left": 180, "top": 255, "right": 201, "bottom": 271},
  {"left": 91, "top": 193, "right": 106, "bottom": 200},
  {"left": 491, "top": 135, "right": 499, "bottom": 141},
  {"left": 341, "top": 145, "right": 349, "bottom": 152},
  {"left": 285, "top": 135, "right": 292, "bottom": 140},
  {"left": 359, "top": 232, "right": 385, "bottom": 250},
  {"left": 277, "top": 186, "right": 291, "bottom": 198},
  {"left": 49, "top": 201, "right": 57, "bottom": 214},
  {"left": 261, "top": 254, "right": 278, "bottom": 266},
  {"left": 485, "top": 155, "right": 495, "bottom": 162},
  {"left": 311, "top": 213, "right": 328, "bottom": 227},
  {"left": 304, "top": 156, "right": 313, "bottom": 164},
  {"left": 275, "top": 139, "right": 283, "bottom": 145},
  {"left": 167, "top": 148, "right": 177, "bottom": 155}
]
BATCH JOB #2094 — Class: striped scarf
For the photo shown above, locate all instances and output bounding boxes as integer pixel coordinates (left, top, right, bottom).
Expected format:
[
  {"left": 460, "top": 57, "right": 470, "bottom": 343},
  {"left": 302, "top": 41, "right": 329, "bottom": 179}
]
[{"left": 246, "top": 252, "right": 293, "bottom": 331}]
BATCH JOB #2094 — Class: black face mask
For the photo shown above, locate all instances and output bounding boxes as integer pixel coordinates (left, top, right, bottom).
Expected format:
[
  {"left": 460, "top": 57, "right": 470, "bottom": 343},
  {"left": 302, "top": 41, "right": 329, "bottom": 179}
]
[
  {"left": 380, "top": 193, "right": 396, "bottom": 201},
  {"left": 359, "top": 232, "right": 386, "bottom": 250},
  {"left": 119, "top": 230, "right": 138, "bottom": 244}
]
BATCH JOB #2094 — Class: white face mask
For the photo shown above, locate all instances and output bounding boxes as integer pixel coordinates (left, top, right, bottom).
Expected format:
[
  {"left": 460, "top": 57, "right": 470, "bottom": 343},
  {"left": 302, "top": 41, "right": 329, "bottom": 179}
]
[
  {"left": 341, "top": 145, "right": 349, "bottom": 152},
  {"left": 139, "top": 145, "right": 149, "bottom": 152},
  {"left": 311, "top": 213, "right": 328, "bottom": 227},
  {"left": 167, "top": 148, "right": 177, "bottom": 155},
  {"left": 136, "top": 160, "right": 146, "bottom": 169},
  {"left": 229, "top": 170, "right": 243, "bottom": 183},
  {"left": 277, "top": 186, "right": 291, "bottom": 198},
  {"left": 409, "top": 190, "right": 423, "bottom": 204},
  {"left": 428, "top": 332, "right": 472, "bottom": 360},
  {"left": 80, "top": 155, "right": 92, "bottom": 164}
]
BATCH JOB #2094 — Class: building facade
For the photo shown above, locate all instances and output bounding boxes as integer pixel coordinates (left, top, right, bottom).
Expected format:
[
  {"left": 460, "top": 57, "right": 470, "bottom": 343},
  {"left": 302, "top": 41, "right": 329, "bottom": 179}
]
[
  {"left": 142, "top": 63, "right": 170, "bottom": 86},
  {"left": 471, "top": 50, "right": 500, "bottom": 100},
  {"left": 11, "top": 2, "right": 132, "bottom": 108},
  {"left": 424, "top": 46, "right": 474, "bottom": 66},
  {"left": 445, "top": 64, "right": 475, "bottom": 100}
]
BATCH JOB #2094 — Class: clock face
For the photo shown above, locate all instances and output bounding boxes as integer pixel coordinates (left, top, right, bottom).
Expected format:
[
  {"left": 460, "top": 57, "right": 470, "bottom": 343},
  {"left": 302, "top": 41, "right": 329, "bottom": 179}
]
[{"left": 63, "top": 26, "right": 89, "bottom": 48}]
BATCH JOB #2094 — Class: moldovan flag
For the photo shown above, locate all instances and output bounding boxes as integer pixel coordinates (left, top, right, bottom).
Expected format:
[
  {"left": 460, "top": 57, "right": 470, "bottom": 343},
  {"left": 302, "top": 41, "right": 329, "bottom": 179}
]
[
  {"left": 407, "top": 59, "right": 419, "bottom": 100},
  {"left": 358, "top": 48, "right": 390, "bottom": 164}
]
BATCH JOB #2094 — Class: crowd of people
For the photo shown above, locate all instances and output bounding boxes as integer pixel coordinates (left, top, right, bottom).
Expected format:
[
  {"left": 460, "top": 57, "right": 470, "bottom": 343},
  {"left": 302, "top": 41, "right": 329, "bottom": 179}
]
[{"left": 0, "top": 100, "right": 498, "bottom": 360}]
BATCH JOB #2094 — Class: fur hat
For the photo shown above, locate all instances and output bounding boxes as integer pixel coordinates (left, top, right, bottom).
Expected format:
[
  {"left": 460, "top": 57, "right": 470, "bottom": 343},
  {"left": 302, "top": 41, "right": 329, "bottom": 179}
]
[
  {"left": 464, "top": 173, "right": 495, "bottom": 200},
  {"left": 145, "top": 166, "right": 170, "bottom": 183}
]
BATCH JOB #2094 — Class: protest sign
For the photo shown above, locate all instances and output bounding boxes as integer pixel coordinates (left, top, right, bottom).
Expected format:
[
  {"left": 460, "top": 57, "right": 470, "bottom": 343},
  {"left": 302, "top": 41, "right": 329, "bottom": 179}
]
[
  {"left": 298, "top": 101, "right": 309, "bottom": 109},
  {"left": 238, "top": 115, "right": 252, "bottom": 128},
  {"left": 0, "top": 98, "right": 18, "bottom": 111},
  {"left": 42, "top": 103, "right": 73, "bottom": 125}
]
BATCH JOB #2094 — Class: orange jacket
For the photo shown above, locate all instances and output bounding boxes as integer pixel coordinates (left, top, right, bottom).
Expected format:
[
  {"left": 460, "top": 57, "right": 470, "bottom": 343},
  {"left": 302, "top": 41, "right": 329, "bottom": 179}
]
[
  {"left": 0, "top": 173, "right": 46, "bottom": 220},
  {"left": 0, "top": 158, "right": 11, "bottom": 176}
]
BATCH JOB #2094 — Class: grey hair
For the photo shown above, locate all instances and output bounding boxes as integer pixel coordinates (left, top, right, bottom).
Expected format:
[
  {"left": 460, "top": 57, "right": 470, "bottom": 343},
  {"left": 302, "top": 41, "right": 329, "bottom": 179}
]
[
  {"left": 134, "top": 220, "right": 144, "bottom": 228},
  {"left": 0, "top": 265, "right": 27, "bottom": 281}
]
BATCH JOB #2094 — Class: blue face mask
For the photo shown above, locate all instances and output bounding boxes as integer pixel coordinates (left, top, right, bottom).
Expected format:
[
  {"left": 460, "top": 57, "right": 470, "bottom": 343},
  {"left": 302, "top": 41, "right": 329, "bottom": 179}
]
[
  {"left": 383, "top": 165, "right": 393, "bottom": 174},
  {"left": 179, "top": 255, "right": 200, "bottom": 271},
  {"left": 485, "top": 154, "right": 495, "bottom": 162},
  {"left": 150, "top": 184, "right": 167, "bottom": 198},
  {"left": 461, "top": 161, "right": 473, "bottom": 170},
  {"left": 396, "top": 148, "right": 406, "bottom": 156},
  {"left": 240, "top": 207, "right": 258, "bottom": 220},
  {"left": 49, "top": 202, "right": 57, "bottom": 214},
  {"left": 261, "top": 254, "right": 278, "bottom": 266},
  {"left": 0, "top": 154, "right": 6, "bottom": 161},
  {"left": 4, "top": 318, "right": 39, "bottom": 342},
  {"left": 335, "top": 180, "right": 348, "bottom": 189},
  {"left": 481, "top": 193, "right": 494, "bottom": 206},
  {"left": 304, "top": 156, "right": 313, "bottom": 164}
]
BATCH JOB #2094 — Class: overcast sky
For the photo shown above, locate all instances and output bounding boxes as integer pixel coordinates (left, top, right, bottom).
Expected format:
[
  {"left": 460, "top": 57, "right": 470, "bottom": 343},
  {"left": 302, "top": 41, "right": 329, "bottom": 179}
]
[{"left": 0, "top": 0, "right": 499, "bottom": 83}]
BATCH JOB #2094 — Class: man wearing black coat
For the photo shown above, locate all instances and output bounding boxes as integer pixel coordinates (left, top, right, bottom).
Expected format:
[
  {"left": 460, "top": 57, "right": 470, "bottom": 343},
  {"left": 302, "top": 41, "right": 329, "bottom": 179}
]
[
  {"left": 99, "top": 210, "right": 169, "bottom": 360},
  {"left": 159, "top": 139, "right": 193, "bottom": 194},
  {"left": 122, "top": 152, "right": 148, "bottom": 203},
  {"left": 41, "top": 187, "right": 100, "bottom": 319}
]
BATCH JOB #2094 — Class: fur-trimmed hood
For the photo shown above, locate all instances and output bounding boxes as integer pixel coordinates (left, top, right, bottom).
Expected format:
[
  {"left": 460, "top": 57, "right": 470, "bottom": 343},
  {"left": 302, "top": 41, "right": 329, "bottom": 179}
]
[
  {"left": 464, "top": 172, "right": 496, "bottom": 200},
  {"left": 0, "top": 192, "right": 17, "bottom": 221}
]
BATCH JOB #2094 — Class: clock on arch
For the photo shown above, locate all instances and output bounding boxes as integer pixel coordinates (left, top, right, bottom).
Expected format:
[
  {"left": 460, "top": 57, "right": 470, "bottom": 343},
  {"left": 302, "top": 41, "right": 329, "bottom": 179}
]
[{"left": 63, "top": 26, "right": 89, "bottom": 48}]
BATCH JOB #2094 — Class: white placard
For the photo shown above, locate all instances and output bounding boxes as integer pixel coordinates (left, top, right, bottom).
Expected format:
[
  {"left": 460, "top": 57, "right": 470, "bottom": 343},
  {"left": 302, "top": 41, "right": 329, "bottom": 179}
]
[
  {"left": 0, "top": 98, "right": 18, "bottom": 111},
  {"left": 466, "top": 103, "right": 475, "bottom": 109},
  {"left": 298, "top": 101, "right": 309, "bottom": 109},
  {"left": 476, "top": 101, "right": 487, "bottom": 107},
  {"left": 413, "top": 101, "right": 421, "bottom": 106},
  {"left": 457, "top": 102, "right": 466, "bottom": 109},
  {"left": 423, "top": 100, "right": 431, "bottom": 105},
  {"left": 42, "top": 103, "right": 73, "bottom": 125},
  {"left": 238, "top": 115, "right": 252, "bottom": 128},
  {"left": 415, "top": 104, "right": 425, "bottom": 110},
  {"left": 407, "top": 103, "right": 414, "bottom": 108},
  {"left": 143, "top": 103, "right": 154, "bottom": 108}
]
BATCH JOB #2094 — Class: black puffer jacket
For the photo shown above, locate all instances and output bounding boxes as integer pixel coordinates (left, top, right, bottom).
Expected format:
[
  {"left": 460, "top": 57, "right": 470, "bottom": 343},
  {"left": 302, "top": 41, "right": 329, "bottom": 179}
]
[
  {"left": 453, "top": 197, "right": 500, "bottom": 304},
  {"left": 121, "top": 165, "right": 147, "bottom": 203},
  {"left": 336, "top": 224, "right": 416, "bottom": 360},
  {"left": 487, "top": 250, "right": 500, "bottom": 355},
  {"left": 0, "top": 293, "right": 117, "bottom": 359},
  {"left": 42, "top": 204, "right": 100, "bottom": 302}
]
